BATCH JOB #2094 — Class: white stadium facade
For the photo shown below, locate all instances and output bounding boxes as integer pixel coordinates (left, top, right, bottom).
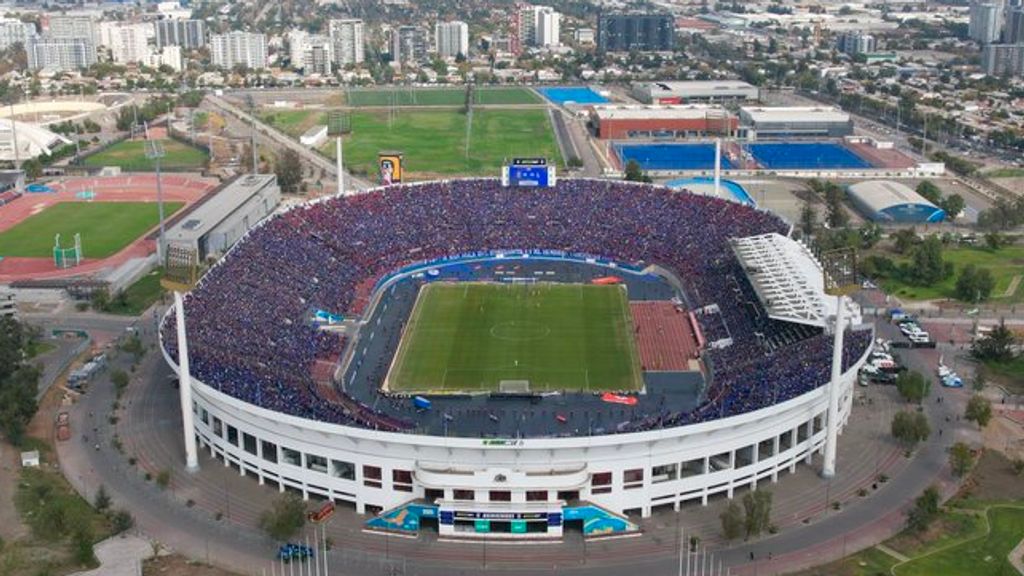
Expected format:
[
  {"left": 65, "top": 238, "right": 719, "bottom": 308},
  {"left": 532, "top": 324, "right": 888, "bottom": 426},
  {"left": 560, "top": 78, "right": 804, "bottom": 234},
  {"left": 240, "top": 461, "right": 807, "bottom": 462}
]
[{"left": 160, "top": 179, "right": 872, "bottom": 539}]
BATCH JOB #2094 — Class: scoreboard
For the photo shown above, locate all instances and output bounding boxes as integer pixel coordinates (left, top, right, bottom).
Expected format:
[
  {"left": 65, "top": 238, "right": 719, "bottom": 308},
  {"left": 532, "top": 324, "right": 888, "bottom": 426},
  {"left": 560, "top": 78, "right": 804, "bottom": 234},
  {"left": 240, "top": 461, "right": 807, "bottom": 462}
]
[{"left": 502, "top": 158, "right": 556, "bottom": 188}]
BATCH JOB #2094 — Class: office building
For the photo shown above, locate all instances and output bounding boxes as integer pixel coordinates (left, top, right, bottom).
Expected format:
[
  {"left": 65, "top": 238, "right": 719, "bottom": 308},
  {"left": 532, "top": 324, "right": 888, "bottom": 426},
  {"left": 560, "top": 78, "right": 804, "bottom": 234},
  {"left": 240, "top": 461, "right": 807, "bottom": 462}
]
[
  {"left": 211, "top": 31, "right": 267, "bottom": 70},
  {"left": 514, "top": 5, "right": 561, "bottom": 50},
  {"left": 1006, "top": 7, "right": 1024, "bottom": 43},
  {"left": 597, "top": 12, "right": 675, "bottom": 52},
  {"left": 329, "top": 19, "right": 364, "bottom": 67},
  {"left": 969, "top": 1, "right": 1002, "bottom": 44},
  {"left": 982, "top": 43, "right": 1024, "bottom": 76},
  {"left": 0, "top": 18, "right": 36, "bottom": 51},
  {"left": 27, "top": 36, "right": 97, "bottom": 71},
  {"left": 391, "top": 25, "right": 428, "bottom": 65},
  {"left": 43, "top": 14, "right": 97, "bottom": 62},
  {"left": 536, "top": 7, "right": 560, "bottom": 47},
  {"left": 100, "top": 22, "right": 152, "bottom": 64},
  {"left": 435, "top": 20, "right": 469, "bottom": 59},
  {"left": 836, "top": 32, "right": 877, "bottom": 56},
  {"left": 155, "top": 19, "right": 206, "bottom": 49}
]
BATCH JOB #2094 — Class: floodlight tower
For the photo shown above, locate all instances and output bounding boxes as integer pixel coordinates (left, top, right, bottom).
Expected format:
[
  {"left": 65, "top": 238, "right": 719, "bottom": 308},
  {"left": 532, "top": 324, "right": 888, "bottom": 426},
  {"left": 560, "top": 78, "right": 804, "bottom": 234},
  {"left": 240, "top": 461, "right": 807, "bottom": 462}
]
[
  {"left": 336, "top": 136, "right": 344, "bottom": 195},
  {"left": 162, "top": 246, "right": 201, "bottom": 472},
  {"left": 713, "top": 138, "right": 722, "bottom": 198},
  {"left": 145, "top": 135, "right": 167, "bottom": 262},
  {"left": 820, "top": 247, "right": 858, "bottom": 479}
]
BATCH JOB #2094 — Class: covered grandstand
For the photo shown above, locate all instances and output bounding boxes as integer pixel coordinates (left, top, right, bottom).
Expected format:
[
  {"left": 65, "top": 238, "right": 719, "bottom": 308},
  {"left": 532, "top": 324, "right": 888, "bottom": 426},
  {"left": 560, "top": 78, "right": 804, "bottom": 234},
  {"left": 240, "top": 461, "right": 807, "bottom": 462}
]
[
  {"left": 0, "top": 118, "right": 71, "bottom": 162},
  {"left": 846, "top": 180, "right": 946, "bottom": 223}
]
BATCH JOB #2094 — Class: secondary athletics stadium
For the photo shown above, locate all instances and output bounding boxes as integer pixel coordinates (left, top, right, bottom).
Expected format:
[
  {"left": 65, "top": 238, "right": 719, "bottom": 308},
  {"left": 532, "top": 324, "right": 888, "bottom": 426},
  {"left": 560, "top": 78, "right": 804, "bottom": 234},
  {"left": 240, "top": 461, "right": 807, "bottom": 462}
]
[{"left": 160, "top": 178, "right": 872, "bottom": 540}]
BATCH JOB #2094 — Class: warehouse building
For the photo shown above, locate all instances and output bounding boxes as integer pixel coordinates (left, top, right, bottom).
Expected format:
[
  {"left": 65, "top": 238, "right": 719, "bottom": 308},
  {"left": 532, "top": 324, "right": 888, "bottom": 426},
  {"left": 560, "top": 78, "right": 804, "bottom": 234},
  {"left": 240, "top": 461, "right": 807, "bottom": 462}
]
[
  {"left": 588, "top": 105, "right": 736, "bottom": 139},
  {"left": 846, "top": 180, "right": 945, "bottom": 223},
  {"left": 630, "top": 81, "right": 759, "bottom": 105},
  {"left": 165, "top": 174, "right": 281, "bottom": 259},
  {"left": 738, "top": 106, "right": 854, "bottom": 139}
]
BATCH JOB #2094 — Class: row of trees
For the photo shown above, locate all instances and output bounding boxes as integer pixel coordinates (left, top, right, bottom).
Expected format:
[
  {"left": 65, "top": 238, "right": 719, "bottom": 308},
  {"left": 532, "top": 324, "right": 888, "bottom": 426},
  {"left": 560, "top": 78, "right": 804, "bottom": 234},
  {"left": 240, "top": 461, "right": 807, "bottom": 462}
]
[
  {"left": 0, "top": 316, "right": 41, "bottom": 445},
  {"left": 914, "top": 181, "right": 965, "bottom": 220},
  {"left": 719, "top": 490, "right": 773, "bottom": 541}
]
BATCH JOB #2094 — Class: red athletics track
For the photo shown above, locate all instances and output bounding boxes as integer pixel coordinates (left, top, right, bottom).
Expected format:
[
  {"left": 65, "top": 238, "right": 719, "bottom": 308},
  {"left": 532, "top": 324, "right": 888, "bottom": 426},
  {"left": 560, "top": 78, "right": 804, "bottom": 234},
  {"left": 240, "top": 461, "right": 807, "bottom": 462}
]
[
  {"left": 630, "top": 301, "right": 700, "bottom": 371},
  {"left": 0, "top": 174, "right": 217, "bottom": 283}
]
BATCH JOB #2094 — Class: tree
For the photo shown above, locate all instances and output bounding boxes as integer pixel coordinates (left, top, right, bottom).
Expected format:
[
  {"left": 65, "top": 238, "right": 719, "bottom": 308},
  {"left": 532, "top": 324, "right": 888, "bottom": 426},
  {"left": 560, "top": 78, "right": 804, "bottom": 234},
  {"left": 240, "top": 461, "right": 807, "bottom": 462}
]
[
  {"left": 623, "top": 159, "right": 651, "bottom": 183},
  {"left": 915, "top": 180, "right": 942, "bottom": 204},
  {"left": 891, "top": 410, "right": 930, "bottom": 449},
  {"left": 72, "top": 525, "right": 96, "bottom": 565},
  {"left": 259, "top": 493, "right": 306, "bottom": 542},
  {"left": 741, "top": 490, "right": 773, "bottom": 539},
  {"left": 972, "top": 368, "right": 987, "bottom": 392},
  {"left": 955, "top": 264, "right": 996, "bottom": 303},
  {"left": 906, "top": 485, "right": 940, "bottom": 533},
  {"left": 908, "top": 235, "right": 950, "bottom": 285},
  {"left": 984, "top": 232, "right": 1005, "bottom": 251},
  {"left": 971, "top": 321, "right": 1018, "bottom": 363},
  {"left": 110, "top": 509, "right": 134, "bottom": 533},
  {"left": 21, "top": 158, "right": 42, "bottom": 180},
  {"left": 859, "top": 222, "right": 882, "bottom": 248},
  {"left": 895, "top": 371, "right": 930, "bottom": 404},
  {"left": 799, "top": 199, "right": 817, "bottom": 238},
  {"left": 0, "top": 317, "right": 41, "bottom": 445},
  {"left": 948, "top": 442, "right": 974, "bottom": 477},
  {"left": 941, "top": 194, "right": 964, "bottom": 219},
  {"left": 892, "top": 227, "right": 919, "bottom": 254},
  {"left": 94, "top": 485, "right": 111, "bottom": 511},
  {"left": 824, "top": 184, "right": 848, "bottom": 228},
  {"left": 274, "top": 149, "right": 303, "bottom": 194},
  {"left": 964, "top": 394, "right": 993, "bottom": 429},
  {"left": 719, "top": 500, "right": 743, "bottom": 540}
]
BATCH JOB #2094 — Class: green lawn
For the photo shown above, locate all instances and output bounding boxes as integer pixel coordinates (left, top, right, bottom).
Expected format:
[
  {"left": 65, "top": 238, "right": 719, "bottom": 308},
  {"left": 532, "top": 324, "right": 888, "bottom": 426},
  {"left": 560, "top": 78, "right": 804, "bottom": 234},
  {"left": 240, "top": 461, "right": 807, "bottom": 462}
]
[
  {"left": 788, "top": 546, "right": 898, "bottom": 576},
  {"left": 321, "top": 109, "right": 562, "bottom": 177},
  {"left": 82, "top": 139, "right": 209, "bottom": 171},
  {"left": 878, "top": 246, "right": 1024, "bottom": 303},
  {"left": 103, "top": 268, "right": 167, "bottom": 315},
  {"left": 260, "top": 109, "right": 327, "bottom": 138},
  {"left": 984, "top": 167, "right": 1024, "bottom": 178},
  {"left": 387, "top": 283, "right": 642, "bottom": 394},
  {"left": 344, "top": 86, "right": 540, "bottom": 107},
  {"left": 894, "top": 506, "right": 1024, "bottom": 576},
  {"left": 0, "top": 202, "right": 183, "bottom": 258}
]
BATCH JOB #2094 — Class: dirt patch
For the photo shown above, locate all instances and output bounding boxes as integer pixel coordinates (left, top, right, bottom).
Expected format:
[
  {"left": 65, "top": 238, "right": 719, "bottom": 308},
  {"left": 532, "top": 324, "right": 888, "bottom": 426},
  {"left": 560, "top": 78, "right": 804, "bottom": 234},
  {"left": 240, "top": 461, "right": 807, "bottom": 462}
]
[
  {"left": 956, "top": 449, "right": 1024, "bottom": 502},
  {"left": 0, "top": 440, "right": 29, "bottom": 541},
  {"left": 143, "top": 554, "right": 243, "bottom": 576},
  {"left": 984, "top": 410, "right": 1024, "bottom": 461}
]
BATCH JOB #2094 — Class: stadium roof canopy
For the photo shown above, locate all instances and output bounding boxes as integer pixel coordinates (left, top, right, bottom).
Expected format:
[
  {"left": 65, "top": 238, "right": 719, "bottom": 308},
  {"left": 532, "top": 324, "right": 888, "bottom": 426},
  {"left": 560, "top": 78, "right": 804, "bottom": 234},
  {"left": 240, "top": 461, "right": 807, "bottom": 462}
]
[
  {"left": 632, "top": 80, "right": 759, "bottom": 101},
  {"left": 846, "top": 180, "right": 945, "bottom": 223},
  {"left": 0, "top": 119, "right": 71, "bottom": 162},
  {"left": 730, "top": 233, "right": 835, "bottom": 329}
]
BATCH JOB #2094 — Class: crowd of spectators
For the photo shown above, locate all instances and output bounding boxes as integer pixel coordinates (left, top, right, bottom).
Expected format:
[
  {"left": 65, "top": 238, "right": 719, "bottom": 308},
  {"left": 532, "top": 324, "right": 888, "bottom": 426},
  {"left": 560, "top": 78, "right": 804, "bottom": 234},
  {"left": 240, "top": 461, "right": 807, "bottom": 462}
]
[{"left": 162, "top": 178, "right": 871, "bottom": 436}]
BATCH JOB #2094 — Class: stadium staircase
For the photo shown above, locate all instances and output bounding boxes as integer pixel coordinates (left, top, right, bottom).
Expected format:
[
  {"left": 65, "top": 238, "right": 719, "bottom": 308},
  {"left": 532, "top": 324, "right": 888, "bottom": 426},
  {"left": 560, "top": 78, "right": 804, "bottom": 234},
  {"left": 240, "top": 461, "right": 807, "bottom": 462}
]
[
  {"left": 365, "top": 500, "right": 439, "bottom": 534},
  {"left": 564, "top": 503, "right": 641, "bottom": 538}
]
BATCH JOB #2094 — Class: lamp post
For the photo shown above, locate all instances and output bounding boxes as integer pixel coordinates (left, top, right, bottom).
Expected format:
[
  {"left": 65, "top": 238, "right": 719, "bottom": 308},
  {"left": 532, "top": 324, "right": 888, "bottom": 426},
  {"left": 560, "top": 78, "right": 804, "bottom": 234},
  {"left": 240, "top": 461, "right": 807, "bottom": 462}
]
[{"left": 145, "top": 138, "right": 167, "bottom": 262}]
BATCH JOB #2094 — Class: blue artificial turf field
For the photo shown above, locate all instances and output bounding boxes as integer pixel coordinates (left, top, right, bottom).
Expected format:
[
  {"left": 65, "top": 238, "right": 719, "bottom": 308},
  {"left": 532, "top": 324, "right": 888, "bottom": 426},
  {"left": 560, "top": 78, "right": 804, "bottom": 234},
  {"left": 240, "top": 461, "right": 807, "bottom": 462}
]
[
  {"left": 747, "top": 142, "right": 873, "bottom": 170},
  {"left": 538, "top": 86, "right": 609, "bottom": 105},
  {"left": 615, "top": 143, "right": 733, "bottom": 171}
]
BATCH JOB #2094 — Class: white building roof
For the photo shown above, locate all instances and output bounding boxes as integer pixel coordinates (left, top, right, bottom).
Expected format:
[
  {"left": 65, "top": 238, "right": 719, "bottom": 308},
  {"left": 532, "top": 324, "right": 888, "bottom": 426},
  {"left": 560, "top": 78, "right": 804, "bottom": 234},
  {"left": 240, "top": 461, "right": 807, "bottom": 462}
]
[
  {"left": 635, "top": 80, "right": 758, "bottom": 98},
  {"left": 846, "top": 180, "right": 940, "bottom": 214},
  {"left": 730, "top": 233, "right": 854, "bottom": 329},
  {"left": 739, "top": 106, "right": 850, "bottom": 125},
  {"left": 591, "top": 104, "right": 726, "bottom": 120}
]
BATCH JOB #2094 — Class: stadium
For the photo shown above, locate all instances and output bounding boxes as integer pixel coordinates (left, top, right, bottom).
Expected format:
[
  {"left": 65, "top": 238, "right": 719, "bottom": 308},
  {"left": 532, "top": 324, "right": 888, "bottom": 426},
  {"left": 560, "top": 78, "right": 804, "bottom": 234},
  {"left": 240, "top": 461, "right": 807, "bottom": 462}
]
[{"left": 160, "top": 178, "right": 873, "bottom": 540}]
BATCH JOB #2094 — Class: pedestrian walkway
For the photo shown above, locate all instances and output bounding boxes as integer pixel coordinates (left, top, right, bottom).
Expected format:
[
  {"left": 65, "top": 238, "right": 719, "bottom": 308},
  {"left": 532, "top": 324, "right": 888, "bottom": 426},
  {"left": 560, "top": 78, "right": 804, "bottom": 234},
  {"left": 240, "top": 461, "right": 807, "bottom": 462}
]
[
  {"left": 1008, "top": 535, "right": 1024, "bottom": 575},
  {"left": 70, "top": 534, "right": 155, "bottom": 576},
  {"left": 876, "top": 543, "right": 910, "bottom": 562}
]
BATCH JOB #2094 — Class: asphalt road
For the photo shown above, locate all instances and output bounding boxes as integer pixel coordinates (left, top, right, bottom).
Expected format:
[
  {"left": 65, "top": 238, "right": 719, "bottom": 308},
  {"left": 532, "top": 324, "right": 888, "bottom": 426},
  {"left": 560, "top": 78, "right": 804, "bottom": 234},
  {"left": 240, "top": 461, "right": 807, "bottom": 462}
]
[{"left": 45, "top": 307, "right": 979, "bottom": 576}]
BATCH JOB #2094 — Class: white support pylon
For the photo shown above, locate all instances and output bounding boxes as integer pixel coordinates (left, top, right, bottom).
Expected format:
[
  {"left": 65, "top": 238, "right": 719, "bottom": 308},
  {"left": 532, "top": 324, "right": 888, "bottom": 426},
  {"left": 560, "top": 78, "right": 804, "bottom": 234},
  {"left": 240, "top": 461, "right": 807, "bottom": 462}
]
[
  {"left": 822, "top": 293, "right": 845, "bottom": 478},
  {"left": 336, "top": 137, "right": 344, "bottom": 196},
  {"left": 174, "top": 291, "right": 200, "bottom": 471},
  {"left": 714, "top": 138, "right": 722, "bottom": 198}
]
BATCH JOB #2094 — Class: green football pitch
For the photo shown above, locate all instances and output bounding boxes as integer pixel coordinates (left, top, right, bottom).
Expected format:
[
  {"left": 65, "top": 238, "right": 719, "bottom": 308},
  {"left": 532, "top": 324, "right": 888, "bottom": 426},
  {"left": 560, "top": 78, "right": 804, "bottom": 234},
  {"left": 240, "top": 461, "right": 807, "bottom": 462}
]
[
  {"left": 321, "top": 109, "right": 563, "bottom": 177},
  {"left": 82, "top": 139, "right": 208, "bottom": 171},
  {"left": 0, "top": 202, "right": 183, "bottom": 258},
  {"left": 386, "top": 283, "right": 643, "bottom": 394}
]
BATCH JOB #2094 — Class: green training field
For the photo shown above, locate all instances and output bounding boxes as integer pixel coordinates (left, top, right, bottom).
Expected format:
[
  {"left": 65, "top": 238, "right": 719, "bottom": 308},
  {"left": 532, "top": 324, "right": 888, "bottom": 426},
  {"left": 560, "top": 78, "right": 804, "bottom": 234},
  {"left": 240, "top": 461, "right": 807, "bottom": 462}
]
[
  {"left": 877, "top": 245, "right": 1024, "bottom": 303},
  {"left": 82, "top": 139, "right": 209, "bottom": 171},
  {"left": 386, "top": 282, "right": 643, "bottom": 394},
  {"left": 344, "top": 86, "right": 541, "bottom": 107},
  {"left": 0, "top": 202, "right": 183, "bottom": 258},
  {"left": 321, "top": 109, "right": 562, "bottom": 177},
  {"left": 893, "top": 506, "right": 1024, "bottom": 576}
]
